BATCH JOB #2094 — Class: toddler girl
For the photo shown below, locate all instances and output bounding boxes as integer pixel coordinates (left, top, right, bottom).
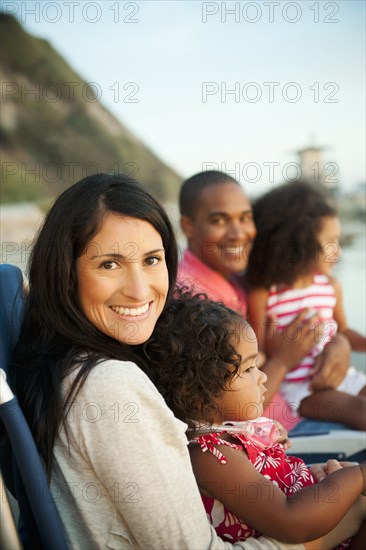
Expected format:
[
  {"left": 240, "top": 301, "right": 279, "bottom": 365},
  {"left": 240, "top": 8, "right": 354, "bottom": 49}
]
[
  {"left": 145, "top": 292, "right": 366, "bottom": 548},
  {"left": 246, "top": 181, "right": 366, "bottom": 430}
]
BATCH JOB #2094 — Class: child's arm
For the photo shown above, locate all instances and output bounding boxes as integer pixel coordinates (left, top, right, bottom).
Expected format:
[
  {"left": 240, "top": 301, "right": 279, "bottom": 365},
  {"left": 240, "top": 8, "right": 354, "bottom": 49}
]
[
  {"left": 190, "top": 442, "right": 365, "bottom": 544},
  {"left": 330, "top": 276, "right": 366, "bottom": 352}
]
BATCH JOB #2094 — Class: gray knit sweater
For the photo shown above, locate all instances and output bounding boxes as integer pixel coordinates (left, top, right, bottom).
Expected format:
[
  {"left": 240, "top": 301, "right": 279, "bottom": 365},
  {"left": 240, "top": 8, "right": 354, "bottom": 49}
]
[{"left": 51, "top": 359, "right": 304, "bottom": 550}]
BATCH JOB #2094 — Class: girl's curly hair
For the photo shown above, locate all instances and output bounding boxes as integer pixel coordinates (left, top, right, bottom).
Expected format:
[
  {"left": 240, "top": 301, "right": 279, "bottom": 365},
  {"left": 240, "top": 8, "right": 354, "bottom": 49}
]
[
  {"left": 143, "top": 289, "right": 248, "bottom": 432},
  {"left": 247, "top": 181, "right": 337, "bottom": 289}
]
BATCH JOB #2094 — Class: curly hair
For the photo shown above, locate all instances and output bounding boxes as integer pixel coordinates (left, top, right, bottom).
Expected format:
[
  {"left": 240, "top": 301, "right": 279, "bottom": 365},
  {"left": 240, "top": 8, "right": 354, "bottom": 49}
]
[
  {"left": 143, "top": 290, "right": 248, "bottom": 432},
  {"left": 247, "top": 181, "right": 337, "bottom": 288}
]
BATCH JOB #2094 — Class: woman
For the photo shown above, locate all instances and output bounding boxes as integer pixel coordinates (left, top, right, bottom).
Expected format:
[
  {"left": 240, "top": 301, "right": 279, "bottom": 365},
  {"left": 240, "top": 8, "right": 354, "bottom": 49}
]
[{"left": 12, "top": 173, "right": 305, "bottom": 549}]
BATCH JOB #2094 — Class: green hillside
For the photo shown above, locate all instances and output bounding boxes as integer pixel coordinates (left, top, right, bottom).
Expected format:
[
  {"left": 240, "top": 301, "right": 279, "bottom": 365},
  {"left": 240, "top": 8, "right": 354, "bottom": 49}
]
[{"left": 0, "top": 13, "right": 181, "bottom": 204}]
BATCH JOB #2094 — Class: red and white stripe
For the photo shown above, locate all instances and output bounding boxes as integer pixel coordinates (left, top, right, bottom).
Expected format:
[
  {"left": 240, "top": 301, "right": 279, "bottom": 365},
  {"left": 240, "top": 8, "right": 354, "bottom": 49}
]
[{"left": 267, "top": 274, "right": 337, "bottom": 382}]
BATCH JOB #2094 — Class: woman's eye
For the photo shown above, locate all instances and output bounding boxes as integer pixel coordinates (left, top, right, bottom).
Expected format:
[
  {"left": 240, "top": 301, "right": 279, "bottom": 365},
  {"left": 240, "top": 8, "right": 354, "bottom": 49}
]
[
  {"left": 144, "top": 256, "right": 160, "bottom": 266},
  {"left": 100, "top": 260, "right": 118, "bottom": 270}
]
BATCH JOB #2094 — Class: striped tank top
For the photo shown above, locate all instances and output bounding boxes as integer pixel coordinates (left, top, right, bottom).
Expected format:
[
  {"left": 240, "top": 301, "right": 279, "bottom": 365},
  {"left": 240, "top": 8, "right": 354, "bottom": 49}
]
[{"left": 267, "top": 274, "right": 337, "bottom": 382}]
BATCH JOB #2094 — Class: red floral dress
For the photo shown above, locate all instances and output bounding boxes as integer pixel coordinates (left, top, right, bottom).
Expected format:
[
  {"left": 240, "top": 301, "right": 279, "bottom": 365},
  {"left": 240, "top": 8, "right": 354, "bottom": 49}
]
[{"left": 191, "top": 419, "right": 350, "bottom": 548}]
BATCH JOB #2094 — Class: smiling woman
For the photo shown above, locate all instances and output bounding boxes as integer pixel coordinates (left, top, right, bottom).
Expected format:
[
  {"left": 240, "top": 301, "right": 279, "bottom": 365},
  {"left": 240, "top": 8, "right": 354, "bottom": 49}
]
[{"left": 10, "top": 173, "right": 306, "bottom": 550}]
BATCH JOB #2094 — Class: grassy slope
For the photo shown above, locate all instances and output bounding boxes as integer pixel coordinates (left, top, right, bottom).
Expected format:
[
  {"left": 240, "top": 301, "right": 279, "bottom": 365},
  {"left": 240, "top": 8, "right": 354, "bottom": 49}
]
[{"left": 0, "top": 13, "right": 181, "bottom": 204}]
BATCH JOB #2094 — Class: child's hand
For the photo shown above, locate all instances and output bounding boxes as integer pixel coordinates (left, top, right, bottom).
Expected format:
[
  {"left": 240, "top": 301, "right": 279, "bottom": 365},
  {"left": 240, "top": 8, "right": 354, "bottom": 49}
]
[
  {"left": 310, "top": 459, "right": 343, "bottom": 482},
  {"left": 272, "top": 420, "right": 291, "bottom": 450}
]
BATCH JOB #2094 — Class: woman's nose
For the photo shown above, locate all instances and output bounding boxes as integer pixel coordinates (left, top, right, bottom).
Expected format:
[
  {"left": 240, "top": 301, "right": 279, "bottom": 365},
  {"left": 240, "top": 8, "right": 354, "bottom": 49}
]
[{"left": 121, "top": 267, "right": 150, "bottom": 301}]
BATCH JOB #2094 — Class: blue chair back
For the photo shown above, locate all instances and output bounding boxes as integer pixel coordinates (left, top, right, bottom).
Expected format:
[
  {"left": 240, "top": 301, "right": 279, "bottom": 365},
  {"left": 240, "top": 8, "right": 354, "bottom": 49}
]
[
  {"left": 0, "top": 264, "right": 69, "bottom": 549},
  {"left": 0, "top": 263, "right": 24, "bottom": 372}
]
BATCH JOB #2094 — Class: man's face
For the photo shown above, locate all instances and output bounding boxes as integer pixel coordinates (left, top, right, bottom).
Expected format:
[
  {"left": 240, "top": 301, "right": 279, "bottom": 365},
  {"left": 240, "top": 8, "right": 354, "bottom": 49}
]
[{"left": 181, "top": 183, "right": 256, "bottom": 278}]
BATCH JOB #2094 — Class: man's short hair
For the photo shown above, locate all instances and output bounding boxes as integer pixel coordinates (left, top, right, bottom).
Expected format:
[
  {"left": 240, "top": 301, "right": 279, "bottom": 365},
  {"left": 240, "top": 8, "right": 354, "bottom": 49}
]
[{"left": 179, "top": 170, "right": 239, "bottom": 218}]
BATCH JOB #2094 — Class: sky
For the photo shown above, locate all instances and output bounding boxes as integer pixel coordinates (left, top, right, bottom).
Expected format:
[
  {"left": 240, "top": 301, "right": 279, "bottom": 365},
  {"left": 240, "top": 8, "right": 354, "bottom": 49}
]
[{"left": 2, "top": 0, "right": 366, "bottom": 195}]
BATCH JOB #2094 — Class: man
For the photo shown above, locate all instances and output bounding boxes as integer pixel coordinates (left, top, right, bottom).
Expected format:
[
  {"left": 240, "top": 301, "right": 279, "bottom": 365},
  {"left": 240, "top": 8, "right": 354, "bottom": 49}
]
[
  {"left": 179, "top": 170, "right": 254, "bottom": 317},
  {"left": 178, "top": 170, "right": 350, "bottom": 432}
]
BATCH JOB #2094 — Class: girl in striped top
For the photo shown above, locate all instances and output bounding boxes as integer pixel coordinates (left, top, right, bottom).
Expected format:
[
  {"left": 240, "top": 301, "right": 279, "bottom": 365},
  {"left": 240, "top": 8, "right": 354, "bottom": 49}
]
[{"left": 247, "top": 181, "right": 366, "bottom": 430}]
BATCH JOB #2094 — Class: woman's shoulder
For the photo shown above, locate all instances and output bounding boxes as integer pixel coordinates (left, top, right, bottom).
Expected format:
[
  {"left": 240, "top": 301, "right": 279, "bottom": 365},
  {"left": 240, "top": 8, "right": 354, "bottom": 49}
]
[
  {"left": 66, "top": 358, "right": 161, "bottom": 401},
  {"left": 60, "top": 357, "right": 185, "bottom": 435},
  {"left": 90, "top": 358, "right": 149, "bottom": 380}
]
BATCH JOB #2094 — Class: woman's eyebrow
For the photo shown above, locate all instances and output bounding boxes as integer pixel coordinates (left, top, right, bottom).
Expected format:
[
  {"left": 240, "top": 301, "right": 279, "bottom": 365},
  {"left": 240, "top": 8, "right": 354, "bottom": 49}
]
[
  {"left": 87, "top": 253, "right": 124, "bottom": 261},
  {"left": 142, "top": 248, "right": 165, "bottom": 256},
  {"left": 88, "top": 249, "right": 165, "bottom": 261}
]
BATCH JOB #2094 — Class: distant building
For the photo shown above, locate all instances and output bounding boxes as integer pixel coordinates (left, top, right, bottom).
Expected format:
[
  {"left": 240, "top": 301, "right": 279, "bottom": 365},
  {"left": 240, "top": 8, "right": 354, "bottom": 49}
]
[{"left": 297, "top": 145, "right": 339, "bottom": 195}]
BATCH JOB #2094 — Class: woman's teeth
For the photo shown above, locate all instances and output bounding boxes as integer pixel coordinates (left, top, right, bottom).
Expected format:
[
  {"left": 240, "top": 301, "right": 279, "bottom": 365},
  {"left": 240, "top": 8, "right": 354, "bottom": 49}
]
[{"left": 111, "top": 303, "right": 149, "bottom": 316}]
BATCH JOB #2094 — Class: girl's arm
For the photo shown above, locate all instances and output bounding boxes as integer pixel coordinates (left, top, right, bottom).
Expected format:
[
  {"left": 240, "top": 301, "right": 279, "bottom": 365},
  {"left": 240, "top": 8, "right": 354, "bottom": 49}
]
[
  {"left": 190, "top": 441, "right": 365, "bottom": 544},
  {"left": 331, "top": 276, "right": 366, "bottom": 352}
]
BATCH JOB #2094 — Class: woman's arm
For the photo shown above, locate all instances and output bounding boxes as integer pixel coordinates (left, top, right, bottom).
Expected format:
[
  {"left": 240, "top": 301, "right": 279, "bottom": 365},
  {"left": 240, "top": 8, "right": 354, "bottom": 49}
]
[
  {"left": 70, "top": 360, "right": 302, "bottom": 550},
  {"left": 331, "top": 276, "right": 366, "bottom": 352},
  {"left": 190, "top": 442, "right": 365, "bottom": 544}
]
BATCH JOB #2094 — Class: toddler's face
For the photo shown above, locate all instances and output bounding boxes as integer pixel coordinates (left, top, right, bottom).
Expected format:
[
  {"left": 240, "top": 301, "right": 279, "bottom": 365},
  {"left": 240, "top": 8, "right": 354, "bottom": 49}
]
[
  {"left": 312, "top": 216, "right": 341, "bottom": 276},
  {"left": 213, "top": 326, "right": 267, "bottom": 423}
]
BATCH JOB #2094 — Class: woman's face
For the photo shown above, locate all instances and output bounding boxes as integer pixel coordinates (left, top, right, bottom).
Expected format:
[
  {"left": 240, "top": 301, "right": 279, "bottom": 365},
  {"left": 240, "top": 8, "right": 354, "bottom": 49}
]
[{"left": 76, "top": 213, "right": 169, "bottom": 345}]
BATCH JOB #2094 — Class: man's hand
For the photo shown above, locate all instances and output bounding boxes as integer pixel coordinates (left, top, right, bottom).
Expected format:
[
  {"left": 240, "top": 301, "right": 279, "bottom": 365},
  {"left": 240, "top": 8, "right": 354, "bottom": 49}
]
[{"left": 309, "top": 333, "right": 350, "bottom": 391}]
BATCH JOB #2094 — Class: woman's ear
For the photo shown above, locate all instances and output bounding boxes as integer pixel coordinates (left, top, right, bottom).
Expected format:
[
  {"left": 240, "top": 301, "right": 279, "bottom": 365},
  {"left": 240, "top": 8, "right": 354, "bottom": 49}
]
[{"left": 180, "top": 216, "right": 195, "bottom": 239}]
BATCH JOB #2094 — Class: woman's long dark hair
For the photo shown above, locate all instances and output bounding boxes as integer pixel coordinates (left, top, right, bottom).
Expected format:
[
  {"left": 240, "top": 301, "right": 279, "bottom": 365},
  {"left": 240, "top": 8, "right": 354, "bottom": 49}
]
[{"left": 11, "top": 173, "right": 178, "bottom": 474}]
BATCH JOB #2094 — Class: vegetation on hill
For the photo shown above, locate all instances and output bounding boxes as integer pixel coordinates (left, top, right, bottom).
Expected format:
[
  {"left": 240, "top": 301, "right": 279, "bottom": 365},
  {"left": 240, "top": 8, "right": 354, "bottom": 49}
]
[{"left": 0, "top": 13, "right": 181, "bottom": 204}]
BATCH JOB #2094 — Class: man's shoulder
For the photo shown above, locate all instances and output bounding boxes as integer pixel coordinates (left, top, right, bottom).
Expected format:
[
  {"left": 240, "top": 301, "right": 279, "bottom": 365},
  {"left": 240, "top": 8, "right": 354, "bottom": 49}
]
[{"left": 179, "top": 250, "right": 217, "bottom": 292}]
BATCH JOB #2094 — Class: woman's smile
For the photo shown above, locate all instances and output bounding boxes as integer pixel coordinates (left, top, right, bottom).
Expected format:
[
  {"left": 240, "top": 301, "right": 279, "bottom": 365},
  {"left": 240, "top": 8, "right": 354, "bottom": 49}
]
[{"left": 110, "top": 302, "right": 151, "bottom": 317}]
